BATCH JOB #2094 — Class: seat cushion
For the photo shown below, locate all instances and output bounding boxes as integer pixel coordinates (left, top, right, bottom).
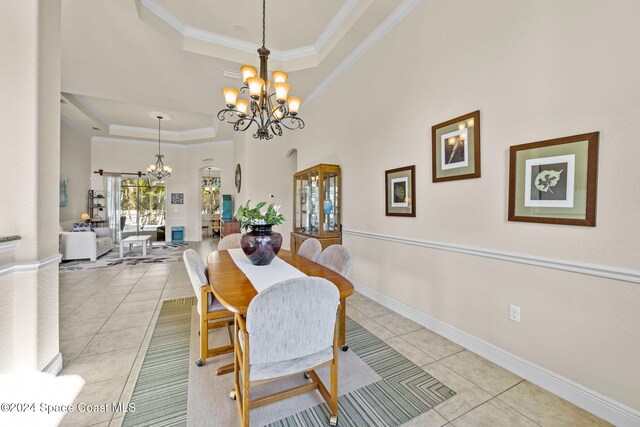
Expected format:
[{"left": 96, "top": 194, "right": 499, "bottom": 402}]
[
  {"left": 247, "top": 346, "right": 334, "bottom": 382},
  {"left": 207, "top": 297, "right": 226, "bottom": 313}
]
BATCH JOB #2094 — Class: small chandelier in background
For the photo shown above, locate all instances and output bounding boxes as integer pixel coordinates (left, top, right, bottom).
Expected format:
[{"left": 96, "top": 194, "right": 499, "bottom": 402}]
[
  {"left": 202, "top": 167, "right": 221, "bottom": 191},
  {"left": 147, "top": 115, "right": 172, "bottom": 180},
  {"left": 217, "top": 0, "right": 304, "bottom": 140}
]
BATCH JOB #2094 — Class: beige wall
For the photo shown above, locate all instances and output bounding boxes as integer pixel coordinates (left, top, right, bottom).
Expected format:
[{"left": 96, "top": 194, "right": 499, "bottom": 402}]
[
  {"left": 285, "top": 0, "right": 640, "bottom": 411},
  {"left": 91, "top": 139, "right": 234, "bottom": 241},
  {"left": 235, "top": 131, "right": 297, "bottom": 250},
  {"left": 0, "top": 0, "right": 61, "bottom": 372},
  {"left": 60, "top": 121, "right": 92, "bottom": 222}
]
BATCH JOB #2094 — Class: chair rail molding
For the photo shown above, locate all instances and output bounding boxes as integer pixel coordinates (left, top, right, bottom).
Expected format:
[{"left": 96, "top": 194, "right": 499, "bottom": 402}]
[
  {"left": 0, "top": 235, "right": 21, "bottom": 253},
  {"left": 0, "top": 254, "right": 62, "bottom": 277},
  {"left": 342, "top": 229, "right": 640, "bottom": 284},
  {"left": 351, "top": 279, "right": 640, "bottom": 426}
]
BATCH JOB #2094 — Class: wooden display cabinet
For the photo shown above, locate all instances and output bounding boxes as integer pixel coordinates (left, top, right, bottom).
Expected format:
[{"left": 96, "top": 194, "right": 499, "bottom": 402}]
[{"left": 291, "top": 164, "right": 341, "bottom": 253}]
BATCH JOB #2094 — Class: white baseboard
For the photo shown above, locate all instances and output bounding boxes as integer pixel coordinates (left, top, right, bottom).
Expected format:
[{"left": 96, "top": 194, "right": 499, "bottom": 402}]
[
  {"left": 42, "top": 352, "right": 63, "bottom": 376},
  {"left": 352, "top": 280, "right": 640, "bottom": 427}
]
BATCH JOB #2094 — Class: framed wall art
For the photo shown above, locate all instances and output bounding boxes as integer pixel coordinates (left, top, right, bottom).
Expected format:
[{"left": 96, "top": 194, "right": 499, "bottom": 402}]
[
  {"left": 432, "top": 110, "right": 481, "bottom": 182},
  {"left": 59, "top": 177, "right": 68, "bottom": 207},
  {"left": 508, "top": 132, "right": 599, "bottom": 226},
  {"left": 170, "top": 193, "right": 184, "bottom": 204},
  {"left": 385, "top": 165, "right": 415, "bottom": 217}
]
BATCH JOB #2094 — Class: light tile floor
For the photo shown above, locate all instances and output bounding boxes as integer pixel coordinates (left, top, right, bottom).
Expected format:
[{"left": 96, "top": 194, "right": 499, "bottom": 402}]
[{"left": 57, "top": 240, "right": 611, "bottom": 427}]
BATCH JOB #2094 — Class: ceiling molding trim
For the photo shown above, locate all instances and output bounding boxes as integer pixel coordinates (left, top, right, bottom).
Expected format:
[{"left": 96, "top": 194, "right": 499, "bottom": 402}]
[
  {"left": 62, "top": 92, "right": 112, "bottom": 130},
  {"left": 108, "top": 124, "right": 216, "bottom": 142},
  {"left": 138, "top": 0, "right": 367, "bottom": 66},
  {"left": 91, "top": 136, "right": 232, "bottom": 149},
  {"left": 138, "top": 0, "right": 185, "bottom": 33},
  {"left": 184, "top": 26, "right": 263, "bottom": 56},
  {"left": 314, "top": 0, "right": 361, "bottom": 51},
  {"left": 304, "top": 0, "right": 423, "bottom": 108},
  {"left": 60, "top": 114, "right": 92, "bottom": 139}
]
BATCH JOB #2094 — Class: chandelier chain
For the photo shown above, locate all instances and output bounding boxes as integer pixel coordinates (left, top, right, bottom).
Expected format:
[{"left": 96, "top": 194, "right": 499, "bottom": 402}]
[{"left": 262, "top": 0, "right": 266, "bottom": 48}]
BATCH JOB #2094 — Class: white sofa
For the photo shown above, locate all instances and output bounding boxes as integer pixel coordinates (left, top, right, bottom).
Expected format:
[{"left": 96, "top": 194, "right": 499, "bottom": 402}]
[{"left": 59, "top": 221, "right": 114, "bottom": 262}]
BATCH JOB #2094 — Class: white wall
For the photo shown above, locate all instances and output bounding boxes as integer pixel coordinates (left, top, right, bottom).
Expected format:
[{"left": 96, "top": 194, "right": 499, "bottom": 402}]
[
  {"left": 60, "top": 120, "right": 92, "bottom": 222},
  {"left": 0, "top": 0, "right": 61, "bottom": 373},
  {"left": 280, "top": 0, "right": 640, "bottom": 414},
  {"left": 90, "top": 139, "right": 234, "bottom": 241}
]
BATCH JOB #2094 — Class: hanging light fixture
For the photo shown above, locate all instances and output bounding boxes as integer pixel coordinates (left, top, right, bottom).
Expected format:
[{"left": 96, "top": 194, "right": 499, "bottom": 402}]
[
  {"left": 147, "top": 115, "right": 171, "bottom": 180},
  {"left": 203, "top": 168, "right": 214, "bottom": 192},
  {"left": 202, "top": 167, "right": 222, "bottom": 190},
  {"left": 217, "top": 0, "right": 304, "bottom": 140}
]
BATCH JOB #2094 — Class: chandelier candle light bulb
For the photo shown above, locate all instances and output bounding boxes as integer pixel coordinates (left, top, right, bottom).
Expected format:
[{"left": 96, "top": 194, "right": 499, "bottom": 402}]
[
  {"left": 223, "top": 87, "right": 239, "bottom": 107},
  {"left": 216, "top": 0, "right": 304, "bottom": 140},
  {"left": 272, "top": 70, "right": 288, "bottom": 83},
  {"left": 236, "top": 99, "right": 249, "bottom": 116},
  {"left": 241, "top": 65, "right": 257, "bottom": 82}
]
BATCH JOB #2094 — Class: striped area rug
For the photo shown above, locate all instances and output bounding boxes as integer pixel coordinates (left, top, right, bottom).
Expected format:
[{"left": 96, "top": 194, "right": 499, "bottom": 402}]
[
  {"left": 123, "top": 298, "right": 456, "bottom": 427},
  {"left": 122, "top": 297, "right": 196, "bottom": 427}
]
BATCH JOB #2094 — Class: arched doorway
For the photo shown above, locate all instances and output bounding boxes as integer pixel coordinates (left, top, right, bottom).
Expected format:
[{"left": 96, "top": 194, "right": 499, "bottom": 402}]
[{"left": 199, "top": 165, "right": 222, "bottom": 239}]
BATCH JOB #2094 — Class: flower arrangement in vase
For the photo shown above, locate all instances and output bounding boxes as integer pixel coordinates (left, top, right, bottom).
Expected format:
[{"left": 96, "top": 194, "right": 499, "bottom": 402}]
[{"left": 235, "top": 201, "right": 285, "bottom": 265}]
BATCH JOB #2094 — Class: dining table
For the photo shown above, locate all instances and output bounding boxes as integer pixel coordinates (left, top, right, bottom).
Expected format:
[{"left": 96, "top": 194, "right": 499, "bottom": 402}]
[{"left": 207, "top": 248, "right": 354, "bottom": 375}]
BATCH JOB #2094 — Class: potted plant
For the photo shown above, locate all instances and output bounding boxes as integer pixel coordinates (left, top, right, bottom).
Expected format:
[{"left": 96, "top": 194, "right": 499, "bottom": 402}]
[{"left": 236, "top": 201, "right": 285, "bottom": 265}]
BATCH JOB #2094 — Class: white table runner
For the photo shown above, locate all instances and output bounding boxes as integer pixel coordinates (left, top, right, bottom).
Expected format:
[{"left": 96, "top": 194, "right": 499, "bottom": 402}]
[{"left": 227, "top": 248, "right": 307, "bottom": 293}]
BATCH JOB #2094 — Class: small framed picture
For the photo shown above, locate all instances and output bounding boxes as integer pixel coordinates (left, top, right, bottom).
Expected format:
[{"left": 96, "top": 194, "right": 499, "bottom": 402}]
[
  {"left": 509, "top": 132, "right": 599, "bottom": 226},
  {"left": 432, "top": 110, "right": 481, "bottom": 182},
  {"left": 385, "top": 165, "right": 415, "bottom": 217},
  {"left": 171, "top": 193, "right": 184, "bottom": 204}
]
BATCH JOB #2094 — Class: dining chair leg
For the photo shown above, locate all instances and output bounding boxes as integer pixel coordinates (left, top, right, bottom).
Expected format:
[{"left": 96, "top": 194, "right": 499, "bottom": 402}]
[
  {"left": 241, "top": 327, "right": 250, "bottom": 427},
  {"left": 339, "top": 297, "right": 348, "bottom": 351},
  {"left": 197, "top": 288, "right": 209, "bottom": 367}
]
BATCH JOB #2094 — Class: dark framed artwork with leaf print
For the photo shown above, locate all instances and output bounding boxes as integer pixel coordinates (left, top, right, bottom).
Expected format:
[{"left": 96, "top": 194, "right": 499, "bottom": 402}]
[
  {"left": 385, "top": 165, "right": 415, "bottom": 217},
  {"left": 508, "top": 132, "right": 599, "bottom": 226}
]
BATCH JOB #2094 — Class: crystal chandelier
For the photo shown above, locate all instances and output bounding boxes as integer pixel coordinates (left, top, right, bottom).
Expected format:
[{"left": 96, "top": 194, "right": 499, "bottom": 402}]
[
  {"left": 147, "top": 115, "right": 171, "bottom": 180},
  {"left": 217, "top": 0, "right": 304, "bottom": 140}
]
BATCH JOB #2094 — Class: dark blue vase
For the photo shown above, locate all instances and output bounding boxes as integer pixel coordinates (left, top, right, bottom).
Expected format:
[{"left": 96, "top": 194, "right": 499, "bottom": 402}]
[{"left": 240, "top": 224, "right": 282, "bottom": 266}]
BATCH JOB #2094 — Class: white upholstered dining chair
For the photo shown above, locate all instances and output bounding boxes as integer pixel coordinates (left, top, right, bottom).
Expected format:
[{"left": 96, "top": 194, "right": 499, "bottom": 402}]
[
  {"left": 297, "top": 237, "right": 322, "bottom": 262},
  {"left": 218, "top": 233, "right": 243, "bottom": 251},
  {"left": 317, "top": 244, "right": 352, "bottom": 277},
  {"left": 183, "top": 249, "right": 234, "bottom": 367},
  {"left": 231, "top": 277, "right": 340, "bottom": 427}
]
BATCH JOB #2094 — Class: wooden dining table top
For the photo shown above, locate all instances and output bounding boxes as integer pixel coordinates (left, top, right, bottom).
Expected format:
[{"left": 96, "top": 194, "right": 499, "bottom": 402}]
[{"left": 207, "top": 249, "right": 354, "bottom": 314}]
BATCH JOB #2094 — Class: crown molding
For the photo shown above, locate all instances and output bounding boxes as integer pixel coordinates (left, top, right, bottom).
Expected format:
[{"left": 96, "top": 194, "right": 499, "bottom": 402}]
[
  {"left": 61, "top": 92, "right": 111, "bottom": 130},
  {"left": 91, "top": 136, "right": 232, "bottom": 149},
  {"left": 60, "top": 114, "right": 93, "bottom": 139},
  {"left": 108, "top": 124, "right": 216, "bottom": 142},
  {"left": 137, "top": 0, "right": 371, "bottom": 71},
  {"left": 305, "top": 0, "right": 423, "bottom": 108},
  {"left": 314, "top": 0, "right": 361, "bottom": 51}
]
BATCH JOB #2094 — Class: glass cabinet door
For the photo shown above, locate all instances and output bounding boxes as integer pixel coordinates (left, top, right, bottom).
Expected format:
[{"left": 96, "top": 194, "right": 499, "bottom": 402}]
[
  {"left": 322, "top": 171, "right": 339, "bottom": 235},
  {"left": 295, "top": 173, "right": 309, "bottom": 233},
  {"left": 307, "top": 170, "right": 320, "bottom": 236}
]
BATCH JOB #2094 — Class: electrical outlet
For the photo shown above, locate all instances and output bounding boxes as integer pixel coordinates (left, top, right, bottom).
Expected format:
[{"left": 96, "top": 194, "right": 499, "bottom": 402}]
[{"left": 509, "top": 304, "right": 521, "bottom": 322}]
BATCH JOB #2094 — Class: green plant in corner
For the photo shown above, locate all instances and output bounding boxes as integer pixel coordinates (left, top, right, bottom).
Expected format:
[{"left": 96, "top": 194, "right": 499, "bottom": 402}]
[{"left": 236, "top": 200, "right": 285, "bottom": 231}]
